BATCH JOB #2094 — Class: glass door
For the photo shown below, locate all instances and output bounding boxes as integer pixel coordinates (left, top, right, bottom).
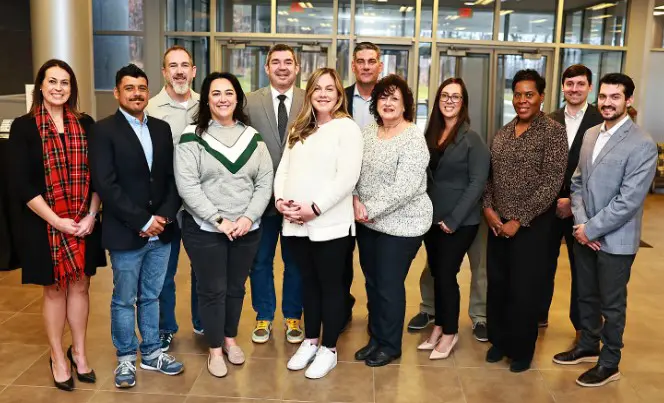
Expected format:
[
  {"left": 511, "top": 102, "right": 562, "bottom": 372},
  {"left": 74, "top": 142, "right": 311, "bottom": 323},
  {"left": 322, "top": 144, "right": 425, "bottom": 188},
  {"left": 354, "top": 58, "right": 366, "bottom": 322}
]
[{"left": 216, "top": 41, "right": 331, "bottom": 92}]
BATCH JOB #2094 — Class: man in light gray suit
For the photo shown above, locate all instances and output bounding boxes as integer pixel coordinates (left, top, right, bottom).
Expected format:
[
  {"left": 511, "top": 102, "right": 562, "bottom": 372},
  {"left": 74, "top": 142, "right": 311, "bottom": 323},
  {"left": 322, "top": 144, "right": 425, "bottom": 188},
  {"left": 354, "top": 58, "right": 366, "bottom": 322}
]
[
  {"left": 552, "top": 73, "right": 657, "bottom": 388},
  {"left": 245, "top": 44, "right": 306, "bottom": 345}
]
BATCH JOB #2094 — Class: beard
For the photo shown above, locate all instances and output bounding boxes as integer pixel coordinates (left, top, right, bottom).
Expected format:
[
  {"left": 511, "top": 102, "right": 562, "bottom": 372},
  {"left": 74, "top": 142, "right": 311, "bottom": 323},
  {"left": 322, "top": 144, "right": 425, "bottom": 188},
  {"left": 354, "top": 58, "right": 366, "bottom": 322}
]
[
  {"left": 169, "top": 77, "right": 191, "bottom": 95},
  {"left": 601, "top": 105, "right": 625, "bottom": 122}
]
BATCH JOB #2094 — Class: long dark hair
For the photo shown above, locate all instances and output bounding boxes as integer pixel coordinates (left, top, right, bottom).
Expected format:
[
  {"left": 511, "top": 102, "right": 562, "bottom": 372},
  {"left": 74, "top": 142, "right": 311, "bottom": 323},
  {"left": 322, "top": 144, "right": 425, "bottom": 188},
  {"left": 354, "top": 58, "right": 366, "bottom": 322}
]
[
  {"left": 425, "top": 78, "right": 470, "bottom": 150},
  {"left": 30, "top": 59, "right": 81, "bottom": 117},
  {"left": 193, "top": 72, "right": 249, "bottom": 135}
]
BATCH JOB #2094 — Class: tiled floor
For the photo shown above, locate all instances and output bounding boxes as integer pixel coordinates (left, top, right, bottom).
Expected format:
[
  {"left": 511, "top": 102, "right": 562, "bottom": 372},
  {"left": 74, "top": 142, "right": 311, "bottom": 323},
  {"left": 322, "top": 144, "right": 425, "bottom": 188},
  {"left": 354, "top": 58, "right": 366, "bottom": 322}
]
[{"left": 1, "top": 195, "right": 663, "bottom": 402}]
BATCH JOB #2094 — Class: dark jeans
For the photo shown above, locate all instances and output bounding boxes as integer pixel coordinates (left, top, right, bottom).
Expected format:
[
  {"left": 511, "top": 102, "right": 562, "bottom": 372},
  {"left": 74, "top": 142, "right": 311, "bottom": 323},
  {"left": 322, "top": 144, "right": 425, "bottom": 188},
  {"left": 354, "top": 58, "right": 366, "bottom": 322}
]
[
  {"left": 286, "top": 235, "right": 352, "bottom": 348},
  {"left": 250, "top": 214, "right": 302, "bottom": 321},
  {"left": 343, "top": 238, "right": 357, "bottom": 320},
  {"left": 574, "top": 243, "right": 635, "bottom": 368},
  {"left": 159, "top": 225, "right": 202, "bottom": 334},
  {"left": 424, "top": 224, "right": 479, "bottom": 334},
  {"left": 181, "top": 212, "right": 261, "bottom": 348},
  {"left": 540, "top": 214, "right": 580, "bottom": 329},
  {"left": 487, "top": 208, "right": 554, "bottom": 362},
  {"left": 356, "top": 225, "right": 422, "bottom": 356}
]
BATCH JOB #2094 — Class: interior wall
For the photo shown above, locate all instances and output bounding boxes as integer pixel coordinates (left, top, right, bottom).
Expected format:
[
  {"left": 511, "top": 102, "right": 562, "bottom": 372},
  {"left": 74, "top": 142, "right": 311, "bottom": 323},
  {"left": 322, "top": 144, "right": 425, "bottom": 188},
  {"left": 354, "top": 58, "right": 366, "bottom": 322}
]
[
  {"left": 643, "top": 51, "right": 664, "bottom": 143},
  {"left": 0, "top": 1, "right": 33, "bottom": 95}
]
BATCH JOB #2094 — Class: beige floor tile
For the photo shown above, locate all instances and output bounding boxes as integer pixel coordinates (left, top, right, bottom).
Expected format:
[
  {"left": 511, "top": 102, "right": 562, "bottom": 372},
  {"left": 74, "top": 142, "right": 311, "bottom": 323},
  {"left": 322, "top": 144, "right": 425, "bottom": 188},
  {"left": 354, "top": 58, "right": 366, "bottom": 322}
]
[
  {"left": 189, "top": 358, "right": 286, "bottom": 400},
  {"left": 457, "top": 368, "right": 555, "bottom": 403},
  {"left": 622, "top": 370, "right": 664, "bottom": 402},
  {"left": 0, "top": 344, "right": 47, "bottom": 384},
  {"left": 90, "top": 391, "right": 187, "bottom": 403},
  {"left": 0, "top": 313, "right": 59, "bottom": 345},
  {"left": 540, "top": 369, "right": 642, "bottom": 403},
  {"left": 281, "top": 361, "right": 373, "bottom": 402},
  {"left": 0, "top": 385, "right": 96, "bottom": 403},
  {"left": 0, "top": 271, "right": 40, "bottom": 289},
  {"left": 0, "top": 313, "right": 14, "bottom": 325},
  {"left": 374, "top": 366, "right": 465, "bottom": 403},
  {"left": 185, "top": 397, "right": 282, "bottom": 403},
  {"left": 0, "top": 287, "right": 41, "bottom": 312}
]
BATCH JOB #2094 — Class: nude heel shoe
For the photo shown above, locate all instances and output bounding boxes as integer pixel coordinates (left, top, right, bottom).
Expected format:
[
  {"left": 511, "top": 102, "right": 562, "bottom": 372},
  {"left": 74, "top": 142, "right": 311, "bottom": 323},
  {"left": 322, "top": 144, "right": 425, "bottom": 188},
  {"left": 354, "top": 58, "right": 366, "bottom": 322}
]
[
  {"left": 417, "top": 335, "right": 441, "bottom": 351},
  {"left": 429, "top": 334, "right": 459, "bottom": 360}
]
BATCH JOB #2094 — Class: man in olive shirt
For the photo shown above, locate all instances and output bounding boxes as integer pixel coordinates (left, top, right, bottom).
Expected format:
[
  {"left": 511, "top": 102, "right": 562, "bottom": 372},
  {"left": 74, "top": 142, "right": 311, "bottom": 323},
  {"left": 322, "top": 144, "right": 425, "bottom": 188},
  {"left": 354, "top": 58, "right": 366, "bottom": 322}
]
[{"left": 146, "top": 45, "right": 201, "bottom": 352}]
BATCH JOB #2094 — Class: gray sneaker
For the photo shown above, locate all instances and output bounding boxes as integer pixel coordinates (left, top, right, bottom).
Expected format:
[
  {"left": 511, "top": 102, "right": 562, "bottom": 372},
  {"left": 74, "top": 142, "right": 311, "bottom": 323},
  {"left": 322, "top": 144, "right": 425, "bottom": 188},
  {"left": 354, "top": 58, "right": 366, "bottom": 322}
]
[
  {"left": 114, "top": 361, "right": 136, "bottom": 388},
  {"left": 140, "top": 352, "right": 184, "bottom": 376},
  {"left": 473, "top": 322, "right": 488, "bottom": 342}
]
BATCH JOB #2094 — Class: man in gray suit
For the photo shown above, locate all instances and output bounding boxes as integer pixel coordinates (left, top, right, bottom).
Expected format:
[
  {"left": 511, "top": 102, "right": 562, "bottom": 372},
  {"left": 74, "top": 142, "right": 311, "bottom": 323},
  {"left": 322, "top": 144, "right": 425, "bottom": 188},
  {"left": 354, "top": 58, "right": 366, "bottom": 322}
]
[
  {"left": 245, "top": 44, "right": 306, "bottom": 345},
  {"left": 552, "top": 73, "right": 657, "bottom": 388}
]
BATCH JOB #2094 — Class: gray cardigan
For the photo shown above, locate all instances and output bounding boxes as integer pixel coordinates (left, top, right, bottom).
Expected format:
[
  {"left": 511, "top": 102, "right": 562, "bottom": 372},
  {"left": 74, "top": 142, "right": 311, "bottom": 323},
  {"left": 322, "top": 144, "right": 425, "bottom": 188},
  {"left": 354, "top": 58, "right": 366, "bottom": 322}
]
[{"left": 427, "top": 124, "right": 490, "bottom": 231}]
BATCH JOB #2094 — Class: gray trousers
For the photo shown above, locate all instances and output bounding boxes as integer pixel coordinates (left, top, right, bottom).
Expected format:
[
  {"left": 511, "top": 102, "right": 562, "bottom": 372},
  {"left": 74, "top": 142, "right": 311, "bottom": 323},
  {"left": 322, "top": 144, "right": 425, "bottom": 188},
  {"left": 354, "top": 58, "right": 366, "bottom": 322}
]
[
  {"left": 574, "top": 243, "right": 635, "bottom": 368},
  {"left": 419, "top": 220, "right": 487, "bottom": 324}
]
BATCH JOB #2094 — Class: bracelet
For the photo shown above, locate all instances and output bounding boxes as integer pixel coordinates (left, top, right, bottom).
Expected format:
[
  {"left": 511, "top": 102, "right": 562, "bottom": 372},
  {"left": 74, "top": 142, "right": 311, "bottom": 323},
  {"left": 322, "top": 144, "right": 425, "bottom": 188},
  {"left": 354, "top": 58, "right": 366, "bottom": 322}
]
[
  {"left": 312, "top": 203, "right": 321, "bottom": 216},
  {"left": 88, "top": 211, "right": 97, "bottom": 217}
]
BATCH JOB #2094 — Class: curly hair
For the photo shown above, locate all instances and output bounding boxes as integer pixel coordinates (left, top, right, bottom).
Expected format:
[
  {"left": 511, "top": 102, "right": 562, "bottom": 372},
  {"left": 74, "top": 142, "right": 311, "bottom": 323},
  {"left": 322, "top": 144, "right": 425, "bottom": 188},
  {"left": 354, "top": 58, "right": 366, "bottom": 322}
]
[{"left": 369, "top": 74, "right": 415, "bottom": 126}]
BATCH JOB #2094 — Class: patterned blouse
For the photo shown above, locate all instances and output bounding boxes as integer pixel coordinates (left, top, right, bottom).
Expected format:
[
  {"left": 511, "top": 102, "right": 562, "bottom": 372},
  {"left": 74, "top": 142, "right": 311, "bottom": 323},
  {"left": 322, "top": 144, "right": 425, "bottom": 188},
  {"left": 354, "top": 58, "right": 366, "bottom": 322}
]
[
  {"left": 355, "top": 122, "right": 433, "bottom": 237},
  {"left": 482, "top": 112, "right": 568, "bottom": 226}
]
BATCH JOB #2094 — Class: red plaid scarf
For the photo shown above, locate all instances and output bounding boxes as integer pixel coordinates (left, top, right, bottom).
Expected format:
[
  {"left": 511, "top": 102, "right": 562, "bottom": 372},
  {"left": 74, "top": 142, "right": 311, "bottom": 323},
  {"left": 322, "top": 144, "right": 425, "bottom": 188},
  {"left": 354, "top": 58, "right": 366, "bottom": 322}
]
[{"left": 36, "top": 104, "right": 90, "bottom": 288}]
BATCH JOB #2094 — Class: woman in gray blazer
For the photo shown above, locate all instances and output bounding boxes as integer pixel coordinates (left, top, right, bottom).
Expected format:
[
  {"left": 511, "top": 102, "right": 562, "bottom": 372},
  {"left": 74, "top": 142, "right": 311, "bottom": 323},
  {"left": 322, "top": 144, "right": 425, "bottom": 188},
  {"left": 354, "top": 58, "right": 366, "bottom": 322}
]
[{"left": 418, "top": 78, "right": 490, "bottom": 360}]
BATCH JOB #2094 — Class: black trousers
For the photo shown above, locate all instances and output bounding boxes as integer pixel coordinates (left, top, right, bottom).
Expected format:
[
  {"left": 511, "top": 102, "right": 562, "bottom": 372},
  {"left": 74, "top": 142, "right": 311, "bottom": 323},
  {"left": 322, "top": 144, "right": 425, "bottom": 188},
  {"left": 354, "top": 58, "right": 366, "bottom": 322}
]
[
  {"left": 357, "top": 225, "right": 422, "bottom": 356},
  {"left": 181, "top": 212, "right": 261, "bottom": 348},
  {"left": 285, "top": 235, "right": 353, "bottom": 348},
  {"left": 574, "top": 244, "right": 635, "bottom": 368},
  {"left": 487, "top": 208, "right": 554, "bottom": 362},
  {"left": 343, "top": 237, "right": 357, "bottom": 320},
  {"left": 540, "top": 214, "right": 580, "bottom": 329},
  {"left": 424, "top": 224, "right": 479, "bottom": 334}
]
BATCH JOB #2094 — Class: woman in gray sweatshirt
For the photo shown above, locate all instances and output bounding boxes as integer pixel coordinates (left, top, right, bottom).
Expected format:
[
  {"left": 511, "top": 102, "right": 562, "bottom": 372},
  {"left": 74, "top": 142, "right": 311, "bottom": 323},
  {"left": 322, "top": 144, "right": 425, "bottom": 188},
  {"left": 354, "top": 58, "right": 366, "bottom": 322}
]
[{"left": 174, "top": 72, "right": 273, "bottom": 378}]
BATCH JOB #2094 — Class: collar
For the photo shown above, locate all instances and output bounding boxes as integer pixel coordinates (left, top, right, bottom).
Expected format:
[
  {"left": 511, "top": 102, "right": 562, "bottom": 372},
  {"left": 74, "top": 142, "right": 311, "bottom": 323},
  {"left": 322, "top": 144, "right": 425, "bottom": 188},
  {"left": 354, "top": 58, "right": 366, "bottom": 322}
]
[
  {"left": 209, "top": 119, "right": 244, "bottom": 129},
  {"left": 353, "top": 84, "right": 372, "bottom": 100},
  {"left": 599, "top": 114, "right": 630, "bottom": 136},
  {"left": 153, "top": 86, "right": 200, "bottom": 108},
  {"left": 119, "top": 107, "right": 148, "bottom": 125},
  {"left": 271, "top": 86, "right": 294, "bottom": 101},
  {"left": 564, "top": 101, "right": 588, "bottom": 119}
]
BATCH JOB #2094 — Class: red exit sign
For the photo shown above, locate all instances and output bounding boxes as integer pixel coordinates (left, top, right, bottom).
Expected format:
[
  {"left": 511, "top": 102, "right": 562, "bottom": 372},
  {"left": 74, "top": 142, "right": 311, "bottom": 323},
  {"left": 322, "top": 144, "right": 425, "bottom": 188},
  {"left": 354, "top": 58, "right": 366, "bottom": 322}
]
[{"left": 458, "top": 8, "right": 473, "bottom": 18}]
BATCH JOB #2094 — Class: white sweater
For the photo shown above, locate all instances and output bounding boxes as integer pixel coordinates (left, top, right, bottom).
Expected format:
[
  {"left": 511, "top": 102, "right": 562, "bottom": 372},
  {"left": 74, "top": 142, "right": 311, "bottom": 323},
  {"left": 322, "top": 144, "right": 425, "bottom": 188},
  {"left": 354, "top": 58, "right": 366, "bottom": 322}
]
[{"left": 274, "top": 117, "right": 363, "bottom": 241}]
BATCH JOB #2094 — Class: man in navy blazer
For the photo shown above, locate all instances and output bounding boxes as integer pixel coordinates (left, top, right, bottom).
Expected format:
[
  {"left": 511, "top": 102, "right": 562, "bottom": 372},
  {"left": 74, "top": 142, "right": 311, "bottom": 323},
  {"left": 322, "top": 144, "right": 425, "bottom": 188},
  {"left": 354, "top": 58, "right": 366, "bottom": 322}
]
[
  {"left": 552, "top": 73, "right": 657, "bottom": 388},
  {"left": 89, "top": 64, "right": 183, "bottom": 389}
]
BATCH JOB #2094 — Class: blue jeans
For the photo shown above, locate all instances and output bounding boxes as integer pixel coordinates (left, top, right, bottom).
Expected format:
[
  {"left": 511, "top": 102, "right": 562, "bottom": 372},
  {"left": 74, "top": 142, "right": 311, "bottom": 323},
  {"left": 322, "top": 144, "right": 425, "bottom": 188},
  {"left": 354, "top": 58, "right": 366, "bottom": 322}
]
[
  {"left": 250, "top": 214, "right": 302, "bottom": 321},
  {"left": 110, "top": 240, "right": 171, "bottom": 362},
  {"left": 158, "top": 226, "right": 202, "bottom": 334}
]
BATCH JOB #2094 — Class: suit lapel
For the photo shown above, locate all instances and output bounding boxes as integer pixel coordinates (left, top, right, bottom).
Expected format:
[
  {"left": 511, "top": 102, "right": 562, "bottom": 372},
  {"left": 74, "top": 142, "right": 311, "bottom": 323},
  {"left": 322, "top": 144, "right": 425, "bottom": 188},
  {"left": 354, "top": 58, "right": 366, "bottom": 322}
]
[
  {"left": 584, "top": 128, "right": 600, "bottom": 177},
  {"left": 114, "top": 110, "right": 151, "bottom": 174},
  {"left": 588, "top": 120, "right": 632, "bottom": 177},
  {"left": 260, "top": 88, "right": 280, "bottom": 145}
]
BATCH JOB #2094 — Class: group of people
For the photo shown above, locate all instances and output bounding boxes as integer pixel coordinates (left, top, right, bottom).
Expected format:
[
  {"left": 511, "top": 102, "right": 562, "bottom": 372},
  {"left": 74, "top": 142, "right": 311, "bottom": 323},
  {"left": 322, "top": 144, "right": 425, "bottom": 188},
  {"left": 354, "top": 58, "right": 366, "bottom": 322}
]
[{"left": 6, "top": 40, "right": 656, "bottom": 391}]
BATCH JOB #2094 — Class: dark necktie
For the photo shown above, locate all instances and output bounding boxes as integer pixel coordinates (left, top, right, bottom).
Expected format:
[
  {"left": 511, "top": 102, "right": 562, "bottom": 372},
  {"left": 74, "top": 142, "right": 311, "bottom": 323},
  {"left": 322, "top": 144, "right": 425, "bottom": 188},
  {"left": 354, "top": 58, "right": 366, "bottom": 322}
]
[{"left": 277, "top": 94, "right": 288, "bottom": 142}]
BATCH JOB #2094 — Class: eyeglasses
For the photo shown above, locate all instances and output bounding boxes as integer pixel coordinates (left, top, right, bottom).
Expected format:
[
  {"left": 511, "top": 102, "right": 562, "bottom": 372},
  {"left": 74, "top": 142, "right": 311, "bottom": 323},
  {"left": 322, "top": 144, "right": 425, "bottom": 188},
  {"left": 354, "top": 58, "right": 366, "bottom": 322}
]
[{"left": 440, "top": 93, "right": 462, "bottom": 103}]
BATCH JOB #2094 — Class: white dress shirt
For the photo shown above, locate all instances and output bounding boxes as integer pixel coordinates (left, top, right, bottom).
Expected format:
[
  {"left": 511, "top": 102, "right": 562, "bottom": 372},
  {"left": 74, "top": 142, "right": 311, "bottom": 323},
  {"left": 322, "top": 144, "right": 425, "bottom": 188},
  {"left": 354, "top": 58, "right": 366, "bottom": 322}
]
[
  {"left": 564, "top": 101, "right": 588, "bottom": 149},
  {"left": 271, "top": 86, "right": 294, "bottom": 120},
  {"left": 592, "top": 115, "right": 630, "bottom": 164},
  {"left": 352, "top": 86, "right": 373, "bottom": 130}
]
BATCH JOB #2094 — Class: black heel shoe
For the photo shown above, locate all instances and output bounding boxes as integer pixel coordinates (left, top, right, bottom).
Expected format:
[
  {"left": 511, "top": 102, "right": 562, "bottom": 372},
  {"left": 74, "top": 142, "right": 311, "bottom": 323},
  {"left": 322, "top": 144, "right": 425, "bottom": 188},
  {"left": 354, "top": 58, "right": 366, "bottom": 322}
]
[
  {"left": 50, "top": 358, "right": 74, "bottom": 391},
  {"left": 67, "top": 346, "right": 96, "bottom": 383}
]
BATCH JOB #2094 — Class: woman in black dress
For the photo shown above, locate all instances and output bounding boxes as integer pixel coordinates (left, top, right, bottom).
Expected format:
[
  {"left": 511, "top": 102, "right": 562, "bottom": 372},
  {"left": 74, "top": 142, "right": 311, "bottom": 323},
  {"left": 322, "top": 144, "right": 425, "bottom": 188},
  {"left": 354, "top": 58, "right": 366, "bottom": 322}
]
[{"left": 8, "top": 59, "right": 105, "bottom": 391}]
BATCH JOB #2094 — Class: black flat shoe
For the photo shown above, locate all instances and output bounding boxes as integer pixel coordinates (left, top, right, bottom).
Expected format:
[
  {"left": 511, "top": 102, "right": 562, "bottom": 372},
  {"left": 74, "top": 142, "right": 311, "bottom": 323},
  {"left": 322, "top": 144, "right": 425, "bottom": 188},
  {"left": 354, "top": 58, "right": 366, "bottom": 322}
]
[
  {"left": 365, "top": 350, "right": 400, "bottom": 367},
  {"left": 509, "top": 359, "right": 531, "bottom": 373},
  {"left": 354, "top": 343, "right": 379, "bottom": 361},
  {"left": 67, "top": 346, "right": 96, "bottom": 383},
  {"left": 50, "top": 358, "right": 74, "bottom": 391},
  {"left": 486, "top": 346, "right": 505, "bottom": 363}
]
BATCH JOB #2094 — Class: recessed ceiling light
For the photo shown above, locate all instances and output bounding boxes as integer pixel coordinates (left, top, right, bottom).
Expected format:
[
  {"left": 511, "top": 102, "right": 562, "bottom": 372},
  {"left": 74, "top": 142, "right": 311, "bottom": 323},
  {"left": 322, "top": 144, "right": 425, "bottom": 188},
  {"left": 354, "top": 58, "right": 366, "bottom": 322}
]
[
  {"left": 590, "top": 14, "right": 614, "bottom": 19},
  {"left": 587, "top": 3, "right": 617, "bottom": 11},
  {"left": 531, "top": 18, "right": 548, "bottom": 23},
  {"left": 500, "top": 10, "right": 514, "bottom": 15}
]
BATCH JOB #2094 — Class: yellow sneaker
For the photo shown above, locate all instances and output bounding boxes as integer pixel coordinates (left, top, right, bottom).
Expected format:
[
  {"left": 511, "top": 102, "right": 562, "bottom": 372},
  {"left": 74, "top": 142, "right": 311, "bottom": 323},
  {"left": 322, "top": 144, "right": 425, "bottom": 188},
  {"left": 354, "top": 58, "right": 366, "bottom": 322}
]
[
  {"left": 285, "top": 318, "right": 305, "bottom": 344},
  {"left": 252, "top": 320, "right": 272, "bottom": 344}
]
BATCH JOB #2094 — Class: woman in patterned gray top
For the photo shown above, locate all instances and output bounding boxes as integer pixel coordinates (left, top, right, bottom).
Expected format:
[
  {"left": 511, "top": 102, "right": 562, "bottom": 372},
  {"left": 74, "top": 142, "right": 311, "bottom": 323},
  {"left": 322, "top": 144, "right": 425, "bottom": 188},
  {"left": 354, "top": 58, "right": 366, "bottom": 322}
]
[{"left": 353, "top": 74, "right": 432, "bottom": 367}]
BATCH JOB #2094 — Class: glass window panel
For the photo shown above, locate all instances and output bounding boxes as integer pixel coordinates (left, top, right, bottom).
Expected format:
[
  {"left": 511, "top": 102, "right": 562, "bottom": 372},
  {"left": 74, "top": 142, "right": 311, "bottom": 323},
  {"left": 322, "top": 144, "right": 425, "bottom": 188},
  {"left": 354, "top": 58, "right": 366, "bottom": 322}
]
[
  {"left": 563, "top": 0, "right": 628, "bottom": 46},
  {"left": 277, "top": 0, "right": 334, "bottom": 35},
  {"left": 380, "top": 49, "right": 409, "bottom": 81},
  {"left": 221, "top": 46, "right": 271, "bottom": 93},
  {"left": 166, "top": 0, "right": 210, "bottom": 32},
  {"left": 417, "top": 43, "right": 431, "bottom": 132},
  {"left": 355, "top": 0, "right": 416, "bottom": 37},
  {"left": 420, "top": 0, "right": 433, "bottom": 38},
  {"left": 499, "top": 0, "right": 557, "bottom": 43},
  {"left": 336, "top": 40, "right": 351, "bottom": 88},
  {"left": 495, "top": 54, "right": 547, "bottom": 130},
  {"left": 165, "top": 37, "right": 209, "bottom": 94},
  {"left": 437, "top": 0, "right": 494, "bottom": 40},
  {"left": 338, "top": 0, "right": 351, "bottom": 35},
  {"left": 559, "top": 49, "right": 624, "bottom": 106},
  {"left": 298, "top": 47, "right": 329, "bottom": 88},
  {"left": 93, "top": 0, "right": 144, "bottom": 31},
  {"left": 217, "top": 0, "right": 270, "bottom": 33},
  {"left": 93, "top": 35, "right": 144, "bottom": 90},
  {"left": 654, "top": 0, "right": 664, "bottom": 47}
]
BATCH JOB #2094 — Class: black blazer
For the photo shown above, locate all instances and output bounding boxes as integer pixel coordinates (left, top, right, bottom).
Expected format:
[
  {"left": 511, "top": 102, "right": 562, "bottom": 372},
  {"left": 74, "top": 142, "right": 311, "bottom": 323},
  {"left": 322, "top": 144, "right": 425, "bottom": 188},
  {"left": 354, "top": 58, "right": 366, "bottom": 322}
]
[
  {"left": 549, "top": 104, "right": 603, "bottom": 198},
  {"left": 345, "top": 84, "right": 356, "bottom": 117},
  {"left": 89, "top": 110, "right": 180, "bottom": 250},
  {"left": 427, "top": 123, "right": 490, "bottom": 230}
]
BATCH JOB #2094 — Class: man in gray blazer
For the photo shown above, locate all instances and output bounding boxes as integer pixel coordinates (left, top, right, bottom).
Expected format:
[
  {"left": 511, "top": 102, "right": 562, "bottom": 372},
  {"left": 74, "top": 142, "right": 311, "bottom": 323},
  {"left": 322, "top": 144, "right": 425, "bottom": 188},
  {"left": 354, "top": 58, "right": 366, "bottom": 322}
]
[
  {"left": 552, "top": 73, "right": 657, "bottom": 388},
  {"left": 245, "top": 44, "right": 306, "bottom": 345}
]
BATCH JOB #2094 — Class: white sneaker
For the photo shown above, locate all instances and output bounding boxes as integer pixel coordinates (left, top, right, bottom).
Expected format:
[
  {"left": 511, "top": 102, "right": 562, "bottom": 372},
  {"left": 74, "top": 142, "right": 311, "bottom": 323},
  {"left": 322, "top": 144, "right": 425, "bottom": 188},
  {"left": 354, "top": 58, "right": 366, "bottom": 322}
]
[
  {"left": 305, "top": 346, "right": 337, "bottom": 379},
  {"left": 287, "top": 339, "right": 318, "bottom": 371}
]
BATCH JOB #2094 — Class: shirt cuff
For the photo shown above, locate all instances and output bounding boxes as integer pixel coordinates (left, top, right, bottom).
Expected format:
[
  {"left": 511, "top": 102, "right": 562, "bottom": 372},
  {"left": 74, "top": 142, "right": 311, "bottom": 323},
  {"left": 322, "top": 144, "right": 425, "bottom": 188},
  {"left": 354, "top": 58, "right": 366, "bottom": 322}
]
[{"left": 141, "top": 216, "right": 154, "bottom": 232}]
